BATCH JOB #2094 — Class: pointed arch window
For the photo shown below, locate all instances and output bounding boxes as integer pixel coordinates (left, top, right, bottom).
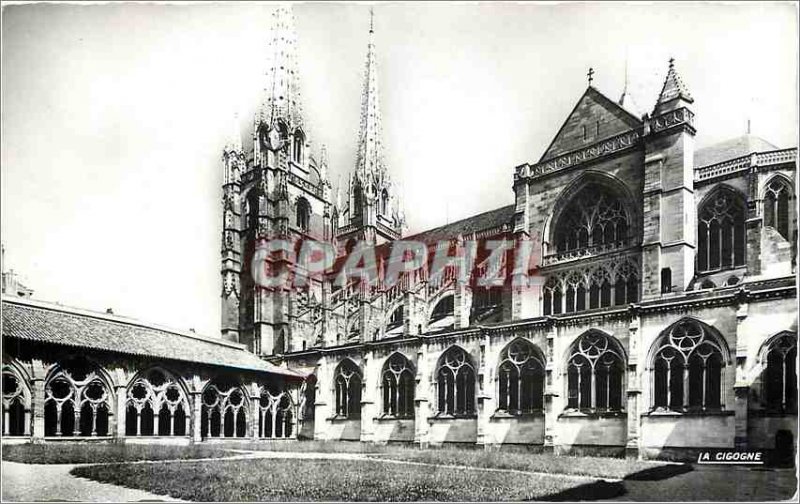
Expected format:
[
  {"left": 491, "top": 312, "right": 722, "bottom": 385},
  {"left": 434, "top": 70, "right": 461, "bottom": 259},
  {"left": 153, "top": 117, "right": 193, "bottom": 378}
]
[
  {"left": 651, "top": 320, "right": 727, "bottom": 412},
  {"left": 381, "top": 354, "right": 415, "bottom": 418},
  {"left": 566, "top": 332, "right": 625, "bottom": 412},
  {"left": 126, "top": 369, "right": 189, "bottom": 437},
  {"left": 497, "top": 340, "right": 545, "bottom": 414},
  {"left": 763, "top": 177, "right": 794, "bottom": 241},
  {"left": 553, "top": 184, "right": 631, "bottom": 254},
  {"left": 697, "top": 188, "right": 746, "bottom": 272},
  {"left": 44, "top": 361, "right": 112, "bottom": 437},
  {"left": 436, "top": 347, "right": 476, "bottom": 416},
  {"left": 381, "top": 189, "right": 389, "bottom": 215},
  {"left": 763, "top": 333, "right": 797, "bottom": 413},
  {"left": 334, "top": 360, "right": 362, "bottom": 419},
  {"left": 258, "top": 386, "right": 294, "bottom": 439},
  {"left": 430, "top": 295, "right": 454, "bottom": 323},
  {"left": 2, "top": 367, "right": 31, "bottom": 436},
  {"left": 296, "top": 197, "right": 311, "bottom": 232},
  {"left": 200, "top": 381, "right": 248, "bottom": 438},
  {"left": 353, "top": 182, "right": 364, "bottom": 222},
  {"left": 292, "top": 129, "right": 304, "bottom": 164}
]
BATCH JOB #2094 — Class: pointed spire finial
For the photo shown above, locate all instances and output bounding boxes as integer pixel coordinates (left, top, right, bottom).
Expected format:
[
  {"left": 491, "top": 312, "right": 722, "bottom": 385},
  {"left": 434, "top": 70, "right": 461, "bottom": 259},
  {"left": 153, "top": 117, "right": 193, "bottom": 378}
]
[
  {"left": 653, "top": 56, "right": 693, "bottom": 115},
  {"left": 587, "top": 67, "right": 594, "bottom": 86},
  {"left": 370, "top": 7, "right": 374, "bottom": 34},
  {"left": 619, "top": 53, "right": 629, "bottom": 106}
]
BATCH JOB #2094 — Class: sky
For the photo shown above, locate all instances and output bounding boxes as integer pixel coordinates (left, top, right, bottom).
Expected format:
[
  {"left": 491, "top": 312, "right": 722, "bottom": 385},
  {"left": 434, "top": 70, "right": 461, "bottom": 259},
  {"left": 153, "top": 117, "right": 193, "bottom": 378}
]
[{"left": 2, "top": 1, "right": 797, "bottom": 337}]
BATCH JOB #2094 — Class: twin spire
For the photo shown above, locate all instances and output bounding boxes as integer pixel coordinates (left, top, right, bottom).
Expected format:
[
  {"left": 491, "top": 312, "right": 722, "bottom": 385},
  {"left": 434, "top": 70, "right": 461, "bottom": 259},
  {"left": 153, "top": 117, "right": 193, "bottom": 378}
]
[
  {"left": 260, "top": 5, "right": 304, "bottom": 130},
  {"left": 355, "top": 8, "right": 387, "bottom": 182}
]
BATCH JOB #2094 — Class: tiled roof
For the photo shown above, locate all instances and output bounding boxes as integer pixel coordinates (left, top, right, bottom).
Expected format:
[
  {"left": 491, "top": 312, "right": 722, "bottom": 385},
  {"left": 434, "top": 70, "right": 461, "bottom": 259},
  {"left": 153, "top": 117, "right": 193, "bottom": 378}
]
[
  {"left": 695, "top": 135, "right": 779, "bottom": 168},
  {"left": 405, "top": 204, "right": 516, "bottom": 244},
  {"left": 1, "top": 297, "right": 303, "bottom": 377}
]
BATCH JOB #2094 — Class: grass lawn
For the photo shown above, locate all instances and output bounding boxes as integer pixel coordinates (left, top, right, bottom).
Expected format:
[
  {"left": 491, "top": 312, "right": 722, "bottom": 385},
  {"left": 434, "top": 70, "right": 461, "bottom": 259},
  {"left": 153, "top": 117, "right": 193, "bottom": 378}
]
[
  {"left": 1, "top": 443, "right": 234, "bottom": 464},
  {"left": 215, "top": 440, "right": 667, "bottom": 479},
  {"left": 70, "top": 458, "right": 601, "bottom": 501}
]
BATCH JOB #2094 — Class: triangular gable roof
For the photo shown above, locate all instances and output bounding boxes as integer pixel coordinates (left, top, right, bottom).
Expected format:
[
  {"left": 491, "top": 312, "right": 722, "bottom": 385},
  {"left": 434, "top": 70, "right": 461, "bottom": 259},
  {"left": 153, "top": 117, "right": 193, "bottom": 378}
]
[{"left": 538, "top": 86, "right": 643, "bottom": 163}]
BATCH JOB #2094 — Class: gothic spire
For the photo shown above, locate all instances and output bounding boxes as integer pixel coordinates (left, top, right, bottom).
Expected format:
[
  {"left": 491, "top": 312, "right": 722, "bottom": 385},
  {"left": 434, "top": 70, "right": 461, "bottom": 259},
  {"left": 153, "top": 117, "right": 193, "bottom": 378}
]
[
  {"left": 354, "top": 7, "right": 385, "bottom": 182},
  {"left": 653, "top": 57, "right": 693, "bottom": 115},
  {"left": 259, "top": 4, "right": 304, "bottom": 130}
]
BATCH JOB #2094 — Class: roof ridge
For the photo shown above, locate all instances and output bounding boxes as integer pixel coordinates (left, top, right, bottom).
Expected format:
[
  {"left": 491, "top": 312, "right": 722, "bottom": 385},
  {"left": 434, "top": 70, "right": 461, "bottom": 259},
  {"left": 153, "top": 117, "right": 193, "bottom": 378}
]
[
  {"left": 405, "top": 203, "right": 515, "bottom": 240},
  {"left": 1, "top": 295, "right": 244, "bottom": 351}
]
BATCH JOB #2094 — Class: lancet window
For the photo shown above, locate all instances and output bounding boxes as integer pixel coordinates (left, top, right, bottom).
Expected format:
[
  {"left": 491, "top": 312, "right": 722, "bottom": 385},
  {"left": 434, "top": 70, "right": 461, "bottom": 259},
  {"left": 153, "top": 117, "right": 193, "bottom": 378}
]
[{"left": 566, "top": 332, "right": 625, "bottom": 412}]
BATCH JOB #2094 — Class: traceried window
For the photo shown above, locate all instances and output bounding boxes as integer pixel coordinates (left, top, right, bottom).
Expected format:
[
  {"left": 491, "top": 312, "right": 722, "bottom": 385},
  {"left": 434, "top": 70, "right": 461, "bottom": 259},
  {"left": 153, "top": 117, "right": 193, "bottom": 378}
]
[
  {"left": 125, "top": 369, "right": 189, "bottom": 437},
  {"left": 497, "top": 339, "right": 545, "bottom": 414},
  {"left": 381, "top": 354, "right": 415, "bottom": 418},
  {"left": 296, "top": 197, "right": 311, "bottom": 232},
  {"left": 651, "top": 319, "right": 726, "bottom": 412},
  {"left": 763, "top": 177, "right": 794, "bottom": 241},
  {"left": 353, "top": 182, "right": 364, "bottom": 222},
  {"left": 200, "top": 381, "right": 248, "bottom": 438},
  {"left": 554, "top": 184, "right": 630, "bottom": 254},
  {"left": 436, "top": 346, "right": 476, "bottom": 416},
  {"left": 44, "top": 361, "right": 112, "bottom": 437},
  {"left": 763, "top": 333, "right": 797, "bottom": 413},
  {"left": 566, "top": 332, "right": 625, "bottom": 411},
  {"left": 2, "top": 367, "right": 31, "bottom": 436},
  {"left": 697, "top": 188, "right": 746, "bottom": 272},
  {"left": 258, "top": 386, "right": 294, "bottom": 438},
  {"left": 334, "top": 360, "right": 362, "bottom": 419},
  {"left": 543, "top": 260, "right": 639, "bottom": 315}
]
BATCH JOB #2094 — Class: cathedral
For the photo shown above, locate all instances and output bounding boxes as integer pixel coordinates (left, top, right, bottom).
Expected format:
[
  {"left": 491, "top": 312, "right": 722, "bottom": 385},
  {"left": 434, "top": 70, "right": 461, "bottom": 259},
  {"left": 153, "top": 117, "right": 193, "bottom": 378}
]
[{"left": 2, "top": 6, "right": 797, "bottom": 461}]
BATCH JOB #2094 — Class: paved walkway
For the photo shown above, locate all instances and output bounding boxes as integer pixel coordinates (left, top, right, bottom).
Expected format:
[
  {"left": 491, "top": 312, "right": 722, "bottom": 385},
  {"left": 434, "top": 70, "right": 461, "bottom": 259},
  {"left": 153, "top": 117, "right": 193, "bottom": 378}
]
[{"left": 1, "top": 460, "right": 185, "bottom": 502}]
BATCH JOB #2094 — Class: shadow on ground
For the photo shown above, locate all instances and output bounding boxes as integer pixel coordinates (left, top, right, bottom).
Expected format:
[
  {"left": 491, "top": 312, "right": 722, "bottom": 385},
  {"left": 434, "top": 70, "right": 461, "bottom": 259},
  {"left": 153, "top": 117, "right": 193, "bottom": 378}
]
[{"left": 539, "top": 463, "right": 694, "bottom": 501}]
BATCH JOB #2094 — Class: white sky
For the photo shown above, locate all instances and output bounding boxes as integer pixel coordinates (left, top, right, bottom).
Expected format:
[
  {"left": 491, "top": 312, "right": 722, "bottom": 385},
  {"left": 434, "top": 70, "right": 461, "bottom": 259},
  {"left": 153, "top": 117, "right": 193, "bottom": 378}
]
[{"left": 2, "top": 1, "right": 797, "bottom": 336}]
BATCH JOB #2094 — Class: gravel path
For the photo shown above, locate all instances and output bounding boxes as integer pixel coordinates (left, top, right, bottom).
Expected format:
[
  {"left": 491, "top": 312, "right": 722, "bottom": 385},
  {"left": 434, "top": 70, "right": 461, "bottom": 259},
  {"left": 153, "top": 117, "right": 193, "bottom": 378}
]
[{"left": 1, "top": 460, "right": 185, "bottom": 502}]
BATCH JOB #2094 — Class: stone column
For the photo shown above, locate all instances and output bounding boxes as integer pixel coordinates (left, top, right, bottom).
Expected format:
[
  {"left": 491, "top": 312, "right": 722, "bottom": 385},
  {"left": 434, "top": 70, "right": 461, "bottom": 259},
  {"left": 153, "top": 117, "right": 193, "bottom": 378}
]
[
  {"left": 626, "top": 308, "right": 642, "bottom": 459},
  {"left": 543, "top": 321, "right": 558, "bottom": 452},
  {"left": 250, "top": 393, "right": 261, "bottom": 440},
  {"left": 733, "top": 293, "right": 750, "bottom": 449},
  {"left": 191, "top": 391, "right": 203, "bottom": 443},
  {"left": 360, "top": 350, "right": 376, "bottom": 443},
  {"left": 414, "top": 344, "right": 431, "bottom": 447},
  {"left": 313, "top": 357, "right": 330, "bottom": 441},
  {"left": 476, "top": 332, "right": 494, "bottom": 448},
  {"left": 30, "top": 376, "right": 46, "bottom": 442}
]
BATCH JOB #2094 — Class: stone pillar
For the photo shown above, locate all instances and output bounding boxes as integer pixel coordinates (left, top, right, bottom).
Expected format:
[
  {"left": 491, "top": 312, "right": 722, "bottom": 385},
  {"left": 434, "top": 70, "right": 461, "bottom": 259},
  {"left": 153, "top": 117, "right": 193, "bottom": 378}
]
[
  {"left": 313, "top": 357, "right": 330, "bottom": 441},
  {"left": 31, "top": 376, "right": 46, "bottom": 442},
  {"left": 114, "top": 385, "right": 127, "bottom": 440},
  {"left": 191, "top": 391, "right": 203, "bottom": 443},
  {"left": 414, "top": 344, "right": 431, "bottom": 447},
  {"left": 543, "top": 321, "right": 558, "bottom": 452},
  {"left": 476, "top": 333, "right": 494, "bottom": 447},
  {"left": 250, "top": 393, "right": 261, "bottom": 440},
  {"left": 626, "top": 308, "right": 642, "bottom": 459},
  {"left": 734, "top": 293, "right": 750, "bottom": 449},
  {"left": 360, "top": 350, "right": 376, "bottom": 442}
]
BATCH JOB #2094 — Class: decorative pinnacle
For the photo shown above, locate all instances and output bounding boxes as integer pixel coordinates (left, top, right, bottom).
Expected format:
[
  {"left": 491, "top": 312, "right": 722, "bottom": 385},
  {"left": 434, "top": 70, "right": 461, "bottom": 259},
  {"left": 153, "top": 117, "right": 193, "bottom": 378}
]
[
  {"left": 587, "top": 67, "right": 594, "bottom": 86},
  {"left": 370, "top": 7, "right": 374, "bottom": 34}
]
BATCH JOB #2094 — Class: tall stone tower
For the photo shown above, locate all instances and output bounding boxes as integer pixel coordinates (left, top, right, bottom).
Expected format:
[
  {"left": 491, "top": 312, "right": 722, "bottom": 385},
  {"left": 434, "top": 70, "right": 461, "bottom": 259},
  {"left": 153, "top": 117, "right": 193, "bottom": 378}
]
[
  {"left": 334, "top": 12, "right": 404, "bottom": 247},
  {"left": 221, "top": 5, "right": 331, "bottom": 354},
  {"left": 642, "top": 59, "right": 696, "bottom": 298}
]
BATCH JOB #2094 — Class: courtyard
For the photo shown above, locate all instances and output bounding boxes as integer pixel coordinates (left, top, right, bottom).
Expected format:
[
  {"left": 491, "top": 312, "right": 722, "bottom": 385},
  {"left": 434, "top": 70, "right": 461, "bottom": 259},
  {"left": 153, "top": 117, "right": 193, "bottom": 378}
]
[{"left": 1, "top": 442, "right": 796, "bottom": 502}]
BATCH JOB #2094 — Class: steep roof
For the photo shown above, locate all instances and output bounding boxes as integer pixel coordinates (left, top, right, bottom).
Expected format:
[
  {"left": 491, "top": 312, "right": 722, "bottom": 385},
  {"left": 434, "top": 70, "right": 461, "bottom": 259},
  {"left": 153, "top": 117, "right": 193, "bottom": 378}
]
[
  {"left": 695, "top": 135, "right": 780, "bottom": 168},
  {"left": 653, "top": 59, "right": 693, "bottom": 115},
  {"left": 538, "top": 86, "right": 642, "bottom": 163},
  {"left": 2, "top": 296, "right": 303, "bottom": 377},
  {"left": 405, "top": 204, "right": 516, "bottom": 244}
]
